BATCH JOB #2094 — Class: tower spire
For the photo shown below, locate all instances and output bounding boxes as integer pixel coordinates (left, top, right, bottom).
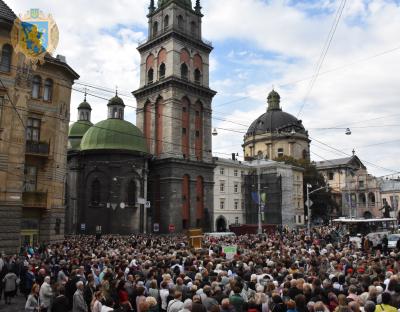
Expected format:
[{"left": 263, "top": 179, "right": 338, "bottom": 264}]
[
  {"left": 195, "top": 0, "right": 201, "bottom": 13},
  {"left": 84, "top": 87, "right": 87, "bottom": 102},
  {"left": 149, "top": 0, "right": 155, "bottom": 13}
]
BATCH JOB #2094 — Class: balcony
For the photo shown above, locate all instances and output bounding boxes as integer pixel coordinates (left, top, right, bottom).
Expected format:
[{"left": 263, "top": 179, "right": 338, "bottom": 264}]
[
  {"left": 22, "top": 191, "right": 48, "bottom": 209},
  {"left": 25, "top": 141, "right": 50, "bottom": 157}
]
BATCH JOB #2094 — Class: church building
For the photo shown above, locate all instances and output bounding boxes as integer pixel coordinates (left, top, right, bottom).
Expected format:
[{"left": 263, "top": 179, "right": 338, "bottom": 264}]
[{"left": 67, "top": 0, "right": 216, "bottom": 234}]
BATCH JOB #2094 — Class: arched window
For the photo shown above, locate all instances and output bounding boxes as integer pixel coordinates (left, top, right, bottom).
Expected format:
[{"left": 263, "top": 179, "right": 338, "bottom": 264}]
[
  {"left": 178, "top": 15, "right": 184, "bottom": 29},
  {"left": 153, "top": 21, "right": 158, "bottom": 37},
  {"left": 190, "top": 21, "right": 196, "bottom": 35},
  {"left": 118, "top": 108, "right": 123, "bottom": 119},
  {"left": 159, "top": 63, "right": 166, "bottom": 79},
  {"left": 32, "top": 75, "right": 42, "bottom": 99},
  {"left": 180, "top": 63, "right": 188, "bottom": 80},
  {"left": 148, "top": 68, "right": 154, "bottom": 84},
  {"left": 91, "top": 179, "right": 101, "bottom": 205},
  {"left": 0, "top": 44, "right": 12, "bottom": 72},
  {"left": 127, "top": 180, "right": 136, "bottom": 205},
  {"left": 113, "top": 108, "right": 118, "bottom": 118},
  {"left": 194, "top": 69, "right": 201, "bottom": 84},
  {"left": 164, "top": 15, "right": 169, "bottom": 30},
  {"left": 43, "top": 79, "right": 53, "bottom": 101}
]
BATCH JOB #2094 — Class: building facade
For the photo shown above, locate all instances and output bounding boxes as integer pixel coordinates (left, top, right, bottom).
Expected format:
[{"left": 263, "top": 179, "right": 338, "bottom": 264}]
[
  {"left": 379, "top": 178, "right": 400, "bottom": 219},
  {"left": 133, "top": 0, "right": 216, "bottom": 233},
  {"left": 66, "top": 96, "right": 150, "bottom": 235},
  {"left": 243, "top": 160, "right": 304, "bottom": 228},
  {"left": 243, "top": 90, "right": 310, "bottom": 162},
  {"left": 213, "top": 157, "right": 248, "bottom": 231},
  {"left": 0, "top": 0, "right": 78, "bottom": 253},
  {"left": 316, "top": 155, "right": 381, "bottom": 218}
]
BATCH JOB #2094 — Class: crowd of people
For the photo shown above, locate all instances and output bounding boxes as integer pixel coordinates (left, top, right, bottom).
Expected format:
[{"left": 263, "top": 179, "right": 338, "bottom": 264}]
[{"left": 1, "top": 227, "right": 400, "bottom": 312}]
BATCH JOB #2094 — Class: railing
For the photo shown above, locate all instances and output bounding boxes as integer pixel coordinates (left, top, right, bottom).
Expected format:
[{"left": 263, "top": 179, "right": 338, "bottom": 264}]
[
  {"left": 26, "top": 141, "right": 50, "bottom": 156},
  {"left": 137, "top": 25, "right": 212, "bottom": 46},
  {"left": 22, "top": 191, "right": 48, "bottom": 208}
]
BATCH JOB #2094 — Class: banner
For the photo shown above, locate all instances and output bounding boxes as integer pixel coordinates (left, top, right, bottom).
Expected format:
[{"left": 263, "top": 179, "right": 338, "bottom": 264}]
[{"left": 223, "top": 246, "right": 237, "bottom": 260}]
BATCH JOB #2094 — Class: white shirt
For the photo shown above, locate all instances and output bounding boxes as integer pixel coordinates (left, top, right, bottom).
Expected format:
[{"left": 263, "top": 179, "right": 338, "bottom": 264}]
[{"left": 160, "top": 289, "right": 169, "bottom": 310}]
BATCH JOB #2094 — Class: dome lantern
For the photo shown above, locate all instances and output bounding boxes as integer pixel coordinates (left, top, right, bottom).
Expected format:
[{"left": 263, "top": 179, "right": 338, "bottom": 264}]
[
  {"left": 267, "top": 89, "right": 281, "bottom": 111},
  {"left": 77, "top": 91, "right": 92, "bottom": 122},
  {"left": 107, "top": 90, "right": 125, "bottom": 120}
]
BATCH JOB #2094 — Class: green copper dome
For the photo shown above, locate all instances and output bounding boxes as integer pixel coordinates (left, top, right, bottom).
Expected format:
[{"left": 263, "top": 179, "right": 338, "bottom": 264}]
[
  {"left": 158, "top": 0, "right": 192, "bottom": 9},
  {"left": 80, "top": 119, "right": 148, "bottom": 153},
  {"left": 68, "top": 120, "right": 93, "bottom": 150}
]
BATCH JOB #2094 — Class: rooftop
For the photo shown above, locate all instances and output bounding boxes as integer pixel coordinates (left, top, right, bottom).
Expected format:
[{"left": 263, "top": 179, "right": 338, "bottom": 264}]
[{"left": 0, "top": 0, "right": 16, "bottom": 22}]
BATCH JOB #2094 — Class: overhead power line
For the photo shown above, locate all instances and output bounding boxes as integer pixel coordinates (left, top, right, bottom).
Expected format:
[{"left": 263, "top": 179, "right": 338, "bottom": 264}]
[{"left": 297, "top": 0, "right": 347, "bottom": 118}]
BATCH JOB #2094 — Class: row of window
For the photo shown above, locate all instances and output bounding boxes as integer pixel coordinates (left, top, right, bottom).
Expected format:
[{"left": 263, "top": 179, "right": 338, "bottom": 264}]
[
  {"left": 152, "top": 14, "right": 197, "bottom": 38},
  {"left": 219, "top": 181, "right": 240, "bottom": 193},
  {"left": 219, "top": 168, "right": 245, "bottom": 176},
  {"left": 147, "top": 63, "right": 201, "bottom": 84},
  {"left": 219, "top": 199, "right": 244, "bottom": 210},
  {"left": 32, "top": 75, "right": 54, "bottom": 101}
]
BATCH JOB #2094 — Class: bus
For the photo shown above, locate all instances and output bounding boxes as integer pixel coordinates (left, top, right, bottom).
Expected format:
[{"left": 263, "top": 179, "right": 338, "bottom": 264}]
[{"left": 332, "top": 217, "right": 398, "bottom": 247}]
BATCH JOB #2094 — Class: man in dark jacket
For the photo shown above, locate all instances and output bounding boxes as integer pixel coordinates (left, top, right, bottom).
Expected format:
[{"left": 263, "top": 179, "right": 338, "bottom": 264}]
[{"left": 52, "top": 287, "right": 69, "bottom": 312}]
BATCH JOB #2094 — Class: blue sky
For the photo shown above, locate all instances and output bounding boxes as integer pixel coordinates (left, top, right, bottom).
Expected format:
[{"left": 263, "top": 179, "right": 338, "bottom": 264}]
[{"left": 8, "top": 0, "right": 400, "bottom": 177}]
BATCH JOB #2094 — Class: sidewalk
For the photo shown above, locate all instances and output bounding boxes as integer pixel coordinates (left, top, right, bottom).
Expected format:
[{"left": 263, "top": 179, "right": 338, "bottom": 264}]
[{"left": 0, "top": 294, "right": 26, "bottom": 311}]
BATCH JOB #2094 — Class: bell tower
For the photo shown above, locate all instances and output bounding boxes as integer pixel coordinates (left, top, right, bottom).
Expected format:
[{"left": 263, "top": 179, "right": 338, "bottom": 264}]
[{"left": 133, "top": 0, "right": 216, "bottom": 233}]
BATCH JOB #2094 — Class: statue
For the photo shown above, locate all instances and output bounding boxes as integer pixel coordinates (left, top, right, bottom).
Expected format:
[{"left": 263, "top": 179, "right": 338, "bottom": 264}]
[{"left": 380, "top": 201, "right": 391, "bottom": 218}]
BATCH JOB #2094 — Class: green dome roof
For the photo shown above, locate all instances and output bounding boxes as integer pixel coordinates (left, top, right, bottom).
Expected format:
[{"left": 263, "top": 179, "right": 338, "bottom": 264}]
[
  {"left": 69, "top": 120, "right": 93, "bottom": 137},
  {"left": 158, "top": 0, "right": 192, "bottom": 9},
  {"left": 78, "top": 100, "right": 92, "bottom": 110},
  {"left": 80, "top": 119, "right": 148, "bottom": 153},
  {"left": 68, "top": 120, "right": 93, "bottom": 150}
]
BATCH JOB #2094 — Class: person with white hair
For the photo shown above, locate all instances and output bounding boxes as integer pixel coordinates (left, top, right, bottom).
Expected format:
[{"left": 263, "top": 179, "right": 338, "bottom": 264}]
[
  {"left": 73, "top": 281, "right": 88, "bottom": 312},
  {"left": 39, "top": 276, "right": 53, "bottom": 312},
  {"left": 179, "top": 298, "right": 193, "bottom": 312}
]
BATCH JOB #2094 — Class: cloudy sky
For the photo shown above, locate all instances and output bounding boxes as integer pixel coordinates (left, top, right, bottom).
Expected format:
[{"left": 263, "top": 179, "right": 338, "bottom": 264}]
[{"left": 8, "top": 0, "right": 400, "bottom": 177}]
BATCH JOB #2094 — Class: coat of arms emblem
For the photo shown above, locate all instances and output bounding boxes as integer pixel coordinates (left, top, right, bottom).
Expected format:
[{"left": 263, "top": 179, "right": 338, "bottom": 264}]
[{"left": 11, "top": 9, "right": 59, "bottom": 68}]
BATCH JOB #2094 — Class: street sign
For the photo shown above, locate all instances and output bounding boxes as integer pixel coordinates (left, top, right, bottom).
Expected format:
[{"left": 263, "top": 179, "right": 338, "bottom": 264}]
[
  {"left": 145, "top": 201, "right": 151, "bottom": 208},
  {"left": 305, "top": 199, "right": 313, "bottom": 208},
  {"left": 169, "top": 224, "right": 175, "bottom": 233},
  {"left": 153, "top": 223, "right": 159, "bottom": 232},
  {"left": 80, "top": 223, "right": 86, "bottom": 231},
  {"left": 137, "top": 198, "right": 146, "bottom": 205}
]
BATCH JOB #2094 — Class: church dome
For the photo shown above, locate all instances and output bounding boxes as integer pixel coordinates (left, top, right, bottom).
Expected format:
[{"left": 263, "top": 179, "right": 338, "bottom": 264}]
[
  {"left": 78, "top": 100, "right": 92, "bottom": 110},
  {"left": 246, "top": 90, "right": 306, "bottom": 136},
  {"left": 107, "top": 95, "right": 125, "bottom": 107},
  {"left": 68, "top": 120, "right": 93, "bottom": 150},
  {"left": 80, "top": 119, "right": 148, "bottom": 153}
]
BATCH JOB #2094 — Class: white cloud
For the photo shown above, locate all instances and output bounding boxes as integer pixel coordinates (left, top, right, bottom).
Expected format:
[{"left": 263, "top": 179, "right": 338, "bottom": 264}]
[
  {"left": 206, "top": 0, "right": 400, "bottom": 176},
  {"left": 7, "top": 0, "right": 400, "bottom": 176}
]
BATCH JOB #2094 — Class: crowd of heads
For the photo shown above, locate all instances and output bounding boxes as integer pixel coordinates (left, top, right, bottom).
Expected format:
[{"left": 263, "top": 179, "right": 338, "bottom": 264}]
[{"left": 1, "top": 226, "right": 400, "bottom": 312}]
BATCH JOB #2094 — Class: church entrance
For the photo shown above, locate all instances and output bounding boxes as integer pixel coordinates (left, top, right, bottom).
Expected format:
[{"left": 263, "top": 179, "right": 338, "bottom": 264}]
[{"left": 216, "top": 216, "right": 227, "bottom": 232}]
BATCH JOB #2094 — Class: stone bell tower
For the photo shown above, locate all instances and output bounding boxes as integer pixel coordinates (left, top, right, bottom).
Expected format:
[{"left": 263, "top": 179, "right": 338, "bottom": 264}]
[{"left": 133, "top": 0, "right": 216, "bottom": 233}]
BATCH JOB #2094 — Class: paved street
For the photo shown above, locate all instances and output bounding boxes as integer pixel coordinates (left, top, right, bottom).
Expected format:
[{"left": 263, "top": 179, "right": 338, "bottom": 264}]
[{"left": 0, "top": 294, "right": 26, "bottom": 311}]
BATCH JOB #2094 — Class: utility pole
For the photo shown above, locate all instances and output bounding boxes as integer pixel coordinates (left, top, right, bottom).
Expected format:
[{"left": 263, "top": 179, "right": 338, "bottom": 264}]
[{"left": 257, "top": 155, "right": 262, "bottom": 234}]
